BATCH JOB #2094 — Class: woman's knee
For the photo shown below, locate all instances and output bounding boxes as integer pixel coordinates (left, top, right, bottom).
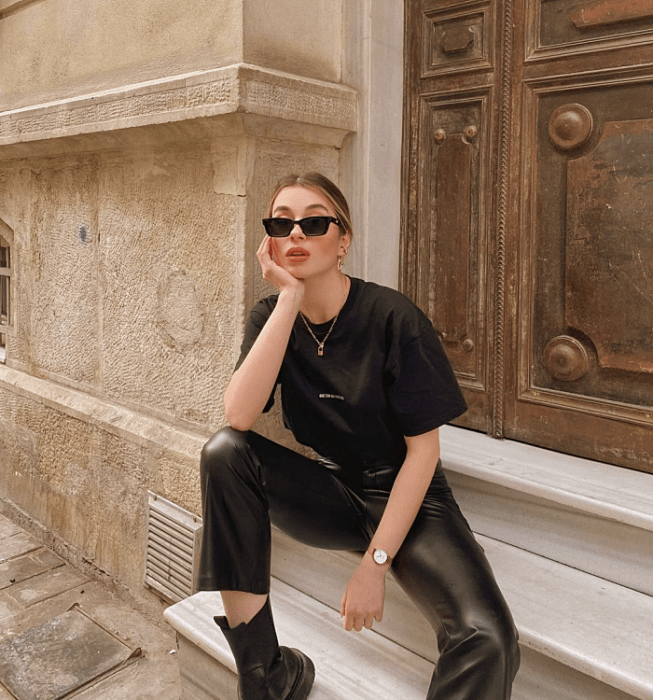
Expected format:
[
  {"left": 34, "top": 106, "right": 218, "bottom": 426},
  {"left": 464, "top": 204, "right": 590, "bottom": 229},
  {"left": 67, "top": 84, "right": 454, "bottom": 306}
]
[{"left": 200, "top": 426, "right": 250, "bottom": 480}]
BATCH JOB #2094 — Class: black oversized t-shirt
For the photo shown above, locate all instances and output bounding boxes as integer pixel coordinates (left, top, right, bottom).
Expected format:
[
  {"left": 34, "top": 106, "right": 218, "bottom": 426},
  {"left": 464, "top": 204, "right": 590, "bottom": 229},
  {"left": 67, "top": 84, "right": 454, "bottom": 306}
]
[{"left": 236, "top": 277, "right": 467, "bottom": 470}]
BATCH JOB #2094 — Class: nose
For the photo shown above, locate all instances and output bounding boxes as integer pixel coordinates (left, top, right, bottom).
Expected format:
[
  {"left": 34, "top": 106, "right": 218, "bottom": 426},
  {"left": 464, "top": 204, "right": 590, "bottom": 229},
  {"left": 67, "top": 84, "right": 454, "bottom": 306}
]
[{"left": 289, "top": 222, "right": 306, "bottom": 239}]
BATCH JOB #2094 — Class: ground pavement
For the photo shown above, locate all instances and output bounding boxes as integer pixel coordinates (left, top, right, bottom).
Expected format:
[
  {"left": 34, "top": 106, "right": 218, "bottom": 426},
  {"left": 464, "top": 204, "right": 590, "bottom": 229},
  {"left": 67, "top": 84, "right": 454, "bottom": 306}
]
[{"left": 0, "top": 513, "right": 181, "bottom": 700}]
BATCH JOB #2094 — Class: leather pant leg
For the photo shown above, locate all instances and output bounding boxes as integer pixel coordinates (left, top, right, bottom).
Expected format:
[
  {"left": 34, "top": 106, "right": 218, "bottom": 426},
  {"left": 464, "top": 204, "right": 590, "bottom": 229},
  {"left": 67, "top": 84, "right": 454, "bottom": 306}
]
[
  {"left": 198, "top": 426, "right": 368, "bottom": 593},
  {"left": 199, "top": 427, "right": 519, "bottom": 699},
  {"left": 361, "top": 467, "right": 520, "bottom": 700}
]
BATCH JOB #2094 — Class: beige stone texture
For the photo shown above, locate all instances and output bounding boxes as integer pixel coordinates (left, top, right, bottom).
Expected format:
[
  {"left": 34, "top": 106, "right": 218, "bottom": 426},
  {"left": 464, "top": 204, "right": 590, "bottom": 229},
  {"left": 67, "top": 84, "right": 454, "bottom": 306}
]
[
  {"left": 0, "top": 128, "right": 343, "bottom": 421},
  {"left": 0, "top": 0, "right": 365, "bottom": 605},
  {"left": 0, "top": 384, "right": 162, "bottom": 594},
  {"left": 0, "top": 124, "right": 345, "bottom": 597},
  {"left": 0, "top": 0, "right": 341, "bottom": 113},
  {"left": 97, "top": 144, "right": 238, "bottom": 427},
  {"left": 242, "top": 0, "right": 341, "bottom": 83}
]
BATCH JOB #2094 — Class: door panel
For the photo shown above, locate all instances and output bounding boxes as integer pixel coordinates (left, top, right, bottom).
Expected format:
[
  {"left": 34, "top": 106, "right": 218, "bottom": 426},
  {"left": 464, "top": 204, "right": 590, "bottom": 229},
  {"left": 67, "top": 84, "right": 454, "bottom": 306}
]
[
  {"left": 527, "top": 82, "right": 653, "bottom": 401},
  {"left": 420, "top": 95, "right": 490, "bottom": 385},
  {"left": 404, "top": 0, "right": 499, "bottom": 433},
  {"left": 530, "top": 0, "right": 653, "bottom": 57},
  {"left": 566, "top": 119, "right": 653, "bottom": 378},
  {"left": 421, "top": 5, "right": 493, "bottom": 75},
  {"left": 511, "top": 2, "right": 653, "bottom": 470},
  {"left": 404, "top": 0, "right": 653, "bottom": 471}
]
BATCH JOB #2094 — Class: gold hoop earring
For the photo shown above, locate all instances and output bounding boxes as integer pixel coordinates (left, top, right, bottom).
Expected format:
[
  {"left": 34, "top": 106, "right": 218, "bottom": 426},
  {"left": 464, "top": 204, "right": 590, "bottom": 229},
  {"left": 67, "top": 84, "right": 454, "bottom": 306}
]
[{"left": 338, "top": 247, "right": 349, "bottom": 270}]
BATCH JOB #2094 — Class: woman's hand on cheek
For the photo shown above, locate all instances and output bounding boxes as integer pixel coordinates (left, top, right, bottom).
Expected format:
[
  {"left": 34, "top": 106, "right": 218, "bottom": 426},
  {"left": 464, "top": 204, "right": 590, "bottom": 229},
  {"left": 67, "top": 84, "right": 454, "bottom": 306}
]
[
  {"left": 257, "top": 236, "right": 305, "bottom": 296},
  {"left": 340, "top": 557, "right": 387, "bottom": 632}
]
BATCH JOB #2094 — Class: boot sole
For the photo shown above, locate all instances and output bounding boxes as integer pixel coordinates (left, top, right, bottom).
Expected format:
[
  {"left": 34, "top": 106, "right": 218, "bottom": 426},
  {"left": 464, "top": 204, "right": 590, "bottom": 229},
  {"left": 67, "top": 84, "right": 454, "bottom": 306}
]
[{"left": 285, "top": 648, "right": 315, "bottom": 700}]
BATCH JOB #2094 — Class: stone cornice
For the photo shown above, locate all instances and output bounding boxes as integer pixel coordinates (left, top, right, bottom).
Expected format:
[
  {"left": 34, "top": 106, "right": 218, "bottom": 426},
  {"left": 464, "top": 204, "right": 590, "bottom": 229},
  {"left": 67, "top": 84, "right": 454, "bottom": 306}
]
[
  {"left": 0, "top": 0, "right": 45, "bottom": 19},
  {"left": 0, "top": 64, "right": 358, "bottom": 148}
]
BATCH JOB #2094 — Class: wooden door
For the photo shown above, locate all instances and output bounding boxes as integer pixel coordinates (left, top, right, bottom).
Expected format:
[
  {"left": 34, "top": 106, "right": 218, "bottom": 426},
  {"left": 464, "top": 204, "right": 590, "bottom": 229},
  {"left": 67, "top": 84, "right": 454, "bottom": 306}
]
[{"left": 402, "top": 0, "right": 653, "bottom": 472}]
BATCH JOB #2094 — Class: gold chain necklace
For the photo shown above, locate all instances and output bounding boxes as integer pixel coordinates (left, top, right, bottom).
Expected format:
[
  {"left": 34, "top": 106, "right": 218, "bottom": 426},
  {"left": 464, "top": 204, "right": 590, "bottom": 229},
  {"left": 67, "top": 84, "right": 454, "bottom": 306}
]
[{"left": 299, "top": 277, "right": 349, "bottom": 357}]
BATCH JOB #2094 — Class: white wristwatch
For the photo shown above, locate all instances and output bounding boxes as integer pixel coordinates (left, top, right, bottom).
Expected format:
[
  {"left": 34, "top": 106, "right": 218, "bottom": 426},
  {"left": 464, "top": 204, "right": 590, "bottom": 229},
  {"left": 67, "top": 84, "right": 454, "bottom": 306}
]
[{"left": 370, "top": 547, "right": 393, "bottom": 566}]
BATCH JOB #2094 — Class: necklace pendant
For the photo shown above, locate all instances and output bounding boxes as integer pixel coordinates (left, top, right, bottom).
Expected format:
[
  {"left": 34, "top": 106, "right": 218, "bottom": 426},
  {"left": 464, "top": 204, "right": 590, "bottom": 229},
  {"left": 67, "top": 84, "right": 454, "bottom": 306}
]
[{"left": 317, "top": 345, "right": 324, "bottom": 357}]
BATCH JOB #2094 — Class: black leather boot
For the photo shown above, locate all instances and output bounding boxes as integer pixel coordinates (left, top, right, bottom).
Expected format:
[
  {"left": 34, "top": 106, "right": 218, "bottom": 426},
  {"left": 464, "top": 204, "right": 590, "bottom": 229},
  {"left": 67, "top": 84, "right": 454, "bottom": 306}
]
[{"left": 215, "top": 598, "right": 315, "bottom": 700}]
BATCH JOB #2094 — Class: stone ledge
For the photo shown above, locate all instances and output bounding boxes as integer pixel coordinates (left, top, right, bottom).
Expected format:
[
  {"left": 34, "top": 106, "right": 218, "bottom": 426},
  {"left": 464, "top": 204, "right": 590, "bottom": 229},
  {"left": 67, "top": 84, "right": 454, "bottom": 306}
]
[
  {"left": 0, "top": 63, "right": 358, "bottom": 149},
  {"left": 440, "top": 425, "right": 653, "bottom": 597},
  {"left": 164, "top": 579, "right": 433, "bottom": 700},
  {"left": 0, "top": 364, "right": 205, "bottom": 461},
  {"left": 270, "top": 529, "right": 653, "bottom": 700},
  {"left": 440, "top": 425, "right": 653, "bottom": 532}
]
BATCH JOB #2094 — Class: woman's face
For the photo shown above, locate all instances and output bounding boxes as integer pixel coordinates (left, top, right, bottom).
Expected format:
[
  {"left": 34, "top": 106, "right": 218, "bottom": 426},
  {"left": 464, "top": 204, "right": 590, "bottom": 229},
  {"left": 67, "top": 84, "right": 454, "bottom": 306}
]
[{"left": 268, "top": 185, "right": 350, "bottom": 280}]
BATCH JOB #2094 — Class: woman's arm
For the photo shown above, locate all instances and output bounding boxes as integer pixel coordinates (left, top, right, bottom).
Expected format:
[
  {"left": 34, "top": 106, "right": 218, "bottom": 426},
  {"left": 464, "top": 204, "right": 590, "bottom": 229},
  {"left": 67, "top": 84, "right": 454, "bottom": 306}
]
[
  {"left": 340, "top": 427, "right": 441, "bottom": 631},
  {"left": 224, "top": 237, "right": 304, "bottom": 431}
]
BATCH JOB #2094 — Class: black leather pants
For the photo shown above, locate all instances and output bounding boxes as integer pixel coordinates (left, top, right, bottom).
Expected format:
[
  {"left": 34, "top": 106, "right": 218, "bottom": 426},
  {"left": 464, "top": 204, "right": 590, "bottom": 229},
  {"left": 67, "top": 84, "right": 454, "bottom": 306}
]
[{"left": 199, "top": 427, "right": 520, "bottom": 700}]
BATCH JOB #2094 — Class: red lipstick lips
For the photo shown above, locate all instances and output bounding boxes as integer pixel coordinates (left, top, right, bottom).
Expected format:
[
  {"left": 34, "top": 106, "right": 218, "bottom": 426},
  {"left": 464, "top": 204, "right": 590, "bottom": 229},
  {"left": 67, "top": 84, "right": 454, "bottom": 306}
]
[{"left": 286, "top": 247, "right": 310, "bottom": 260}]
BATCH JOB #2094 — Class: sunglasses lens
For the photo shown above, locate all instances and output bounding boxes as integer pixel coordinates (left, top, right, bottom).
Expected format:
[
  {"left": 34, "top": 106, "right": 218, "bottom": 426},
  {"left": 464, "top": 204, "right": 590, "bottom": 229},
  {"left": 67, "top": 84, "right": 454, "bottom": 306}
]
[
  {"left": 263, "top": 219, "right": 294, "bottom": 237},
  {"left": 301, "top": 217, "right": 329, "bottom": 236}
]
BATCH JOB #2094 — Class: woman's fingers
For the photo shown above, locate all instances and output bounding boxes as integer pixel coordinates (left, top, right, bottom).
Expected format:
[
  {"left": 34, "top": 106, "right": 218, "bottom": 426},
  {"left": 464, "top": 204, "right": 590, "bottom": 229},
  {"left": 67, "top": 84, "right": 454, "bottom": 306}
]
[
  {"left": 257, "top": 235, "right": 272, "bottom": 261},
  {"left": 341, "top": 600, "right": 383, "bottom": 632},
  {"left": 256, "top": 235, "right": 305, "bottom": 295}
]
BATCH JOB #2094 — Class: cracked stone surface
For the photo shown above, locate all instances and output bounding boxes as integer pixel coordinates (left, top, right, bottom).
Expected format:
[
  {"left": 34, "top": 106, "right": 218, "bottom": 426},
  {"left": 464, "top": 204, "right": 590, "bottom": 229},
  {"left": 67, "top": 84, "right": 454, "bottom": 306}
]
[{"left": 0, "top": 515, "right": 180, "bottom": 699}]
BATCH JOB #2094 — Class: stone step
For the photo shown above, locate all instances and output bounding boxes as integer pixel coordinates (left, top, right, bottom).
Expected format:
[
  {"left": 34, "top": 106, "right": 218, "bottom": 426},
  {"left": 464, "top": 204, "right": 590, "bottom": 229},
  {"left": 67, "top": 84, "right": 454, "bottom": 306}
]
[
  {"left": 271, "top": 527, "right": 431, "bottom": 661},
  {"left": 439, "top": 425, "right": 653, "bottom": 596},
  {"left": 164, "top": 577, "right": 433, "bottom": 700},
  {"left": 269, "top": 530, "right": 653, "bottom": 700}
]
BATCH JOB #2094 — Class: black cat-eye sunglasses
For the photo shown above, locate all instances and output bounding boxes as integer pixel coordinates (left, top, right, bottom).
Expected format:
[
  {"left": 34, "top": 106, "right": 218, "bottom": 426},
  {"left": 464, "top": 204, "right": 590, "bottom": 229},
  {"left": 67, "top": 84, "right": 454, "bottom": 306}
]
[{"left": 262, "top": 216, "right": 341, "bottom": 238}]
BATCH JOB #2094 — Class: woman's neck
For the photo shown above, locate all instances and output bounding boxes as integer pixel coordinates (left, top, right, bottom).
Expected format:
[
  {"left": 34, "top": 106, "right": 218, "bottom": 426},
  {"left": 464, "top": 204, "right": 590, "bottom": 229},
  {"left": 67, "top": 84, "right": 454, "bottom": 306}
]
[{"left": 300, "top": 271, "right": 350, "bottom": 324}]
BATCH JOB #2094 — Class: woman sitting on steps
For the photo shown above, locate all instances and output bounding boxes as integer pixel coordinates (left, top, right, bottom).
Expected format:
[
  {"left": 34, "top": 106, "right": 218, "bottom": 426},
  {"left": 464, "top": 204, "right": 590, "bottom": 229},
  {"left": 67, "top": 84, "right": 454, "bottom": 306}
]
[{"left": 198, "top": 172, "right": 520, "bottom": 700}]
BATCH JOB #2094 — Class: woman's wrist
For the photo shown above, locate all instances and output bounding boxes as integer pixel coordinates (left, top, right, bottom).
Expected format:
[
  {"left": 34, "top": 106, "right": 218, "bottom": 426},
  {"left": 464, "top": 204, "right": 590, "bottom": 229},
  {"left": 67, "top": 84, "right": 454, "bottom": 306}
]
[
  {"left": 277, "top": 283, "right": 304, "bottom": 309},
  {"left": 363, "top": 550, "right": 391, "bottom": 574}
]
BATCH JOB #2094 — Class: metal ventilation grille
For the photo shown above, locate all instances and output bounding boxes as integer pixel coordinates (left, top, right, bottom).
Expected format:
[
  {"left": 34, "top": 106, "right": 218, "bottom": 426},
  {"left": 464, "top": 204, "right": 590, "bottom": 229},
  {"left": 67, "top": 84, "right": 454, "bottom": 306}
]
[{"left": 145, "top": 491, "right": 203, "bottom": 604}]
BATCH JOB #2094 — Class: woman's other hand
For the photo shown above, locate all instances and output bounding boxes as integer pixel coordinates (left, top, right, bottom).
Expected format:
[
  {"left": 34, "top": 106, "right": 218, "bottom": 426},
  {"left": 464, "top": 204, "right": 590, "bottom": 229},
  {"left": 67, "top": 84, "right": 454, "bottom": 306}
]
[
  {"left": 257, "top": 236, "right": 305, "bottom": 297},
  {"left": 340, "top": 555, "right": 388, "bottom": 632}
]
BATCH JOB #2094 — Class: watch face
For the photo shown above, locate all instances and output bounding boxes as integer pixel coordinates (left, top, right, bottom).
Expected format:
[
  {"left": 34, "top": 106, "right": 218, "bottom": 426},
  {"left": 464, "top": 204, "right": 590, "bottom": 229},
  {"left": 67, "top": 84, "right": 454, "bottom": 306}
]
[{"left": 373, "top": 548, "right": 388, "bottom": 565}]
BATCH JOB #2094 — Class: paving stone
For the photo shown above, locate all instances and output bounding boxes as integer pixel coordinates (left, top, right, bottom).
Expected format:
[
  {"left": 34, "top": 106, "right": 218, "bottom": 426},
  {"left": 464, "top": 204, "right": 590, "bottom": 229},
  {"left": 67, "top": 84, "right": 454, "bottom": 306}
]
[
  {"left": 1, "top": 582, "right": 111, "bottom": 640},
  {"left": 0, "top": 515, "right": 22, "bottom": 540},
  {"left": 73, "top": 655, "right": 180, "bottom": 700},
  {"left": 32, "top": 549, "right": 64, "bottom": 569},
  {"left": 0, "top": 550, "right": 65, "bottom": 590},
  {"left": 0, "top": 607, "right": 135, "bottom": 700},
  {"left": 0, "top": 532, "right": 41, "bottom": 562},
  {"left": 5, "top": 566, "right": 88, "bottom": 608},
  {"left": 0, "top": 517, "right": 180, "bottom": 700},
  {"left": 0, "top": 590, "right": 21, "bottom": 622}
]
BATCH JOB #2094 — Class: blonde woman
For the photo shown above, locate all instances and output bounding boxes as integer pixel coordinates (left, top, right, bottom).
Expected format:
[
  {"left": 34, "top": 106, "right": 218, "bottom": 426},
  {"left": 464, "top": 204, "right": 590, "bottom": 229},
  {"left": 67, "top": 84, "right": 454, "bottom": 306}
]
[{"left": 199, "top": 173, "right": 519, "bottom": 700}]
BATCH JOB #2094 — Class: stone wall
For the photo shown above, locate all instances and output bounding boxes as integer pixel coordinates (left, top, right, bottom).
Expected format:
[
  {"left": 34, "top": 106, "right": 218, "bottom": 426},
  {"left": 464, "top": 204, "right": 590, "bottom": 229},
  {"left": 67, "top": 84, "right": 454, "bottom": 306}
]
[
  {"left": 0, "top": 0, "right": 341, "bottom": 111},
  {"left": 0, "top": 0, "right": 405, "bottom": 610},
  {"left": 0, "top": 0, "right": 360, "bottom": 608},
  {"left": 0, "top": 117, "right": 348, "bottom": 602}
]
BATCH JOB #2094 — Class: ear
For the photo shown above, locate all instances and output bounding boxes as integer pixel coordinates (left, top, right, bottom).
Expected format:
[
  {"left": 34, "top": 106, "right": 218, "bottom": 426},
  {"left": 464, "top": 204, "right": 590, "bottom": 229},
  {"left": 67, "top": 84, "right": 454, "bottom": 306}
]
[{"left": 339, "top": 231, "right": 352, "bottom": 253}]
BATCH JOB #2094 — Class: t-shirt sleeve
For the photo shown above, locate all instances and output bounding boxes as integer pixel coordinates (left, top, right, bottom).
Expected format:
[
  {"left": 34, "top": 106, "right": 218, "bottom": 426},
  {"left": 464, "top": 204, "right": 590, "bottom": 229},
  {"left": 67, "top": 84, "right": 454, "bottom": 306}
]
[
  {"left": 234, "top": 298, "right": 278, "bottom": 413},
  {"left": 385, "top": 322, "right": 467, "bottom": 436}
]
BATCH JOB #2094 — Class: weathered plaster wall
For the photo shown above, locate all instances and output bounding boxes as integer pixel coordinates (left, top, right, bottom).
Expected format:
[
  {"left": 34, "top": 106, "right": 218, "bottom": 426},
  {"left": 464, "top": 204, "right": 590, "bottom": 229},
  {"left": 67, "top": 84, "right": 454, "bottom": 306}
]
[
  {"left": 2, "top": 144, "right": 238, "bottom": 429},
  {"left": 242, "top": 0, "right": 341, "bottom": 84},
  {"left": 0, "top": 0, "right": 341, "bottom": 112},
  {"left": 0, "top": 0, "right": 366, "bottom": 608},
  {"left": 0, "top": 130, "right": 341, "bottom": 600}
]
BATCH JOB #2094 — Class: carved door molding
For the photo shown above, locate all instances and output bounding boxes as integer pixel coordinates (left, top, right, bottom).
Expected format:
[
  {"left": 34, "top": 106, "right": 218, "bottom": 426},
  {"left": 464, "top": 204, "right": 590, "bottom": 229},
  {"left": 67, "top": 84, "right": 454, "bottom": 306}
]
[{"left": 402, "top": 0, "right": 653, "bottom": 472}]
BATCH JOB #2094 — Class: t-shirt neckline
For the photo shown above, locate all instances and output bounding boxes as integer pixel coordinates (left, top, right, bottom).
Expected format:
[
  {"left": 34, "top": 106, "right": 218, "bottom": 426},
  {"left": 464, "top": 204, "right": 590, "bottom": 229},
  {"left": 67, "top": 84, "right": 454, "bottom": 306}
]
[{"left": 300, "top": 276, "right": 359, "bottom": 332}]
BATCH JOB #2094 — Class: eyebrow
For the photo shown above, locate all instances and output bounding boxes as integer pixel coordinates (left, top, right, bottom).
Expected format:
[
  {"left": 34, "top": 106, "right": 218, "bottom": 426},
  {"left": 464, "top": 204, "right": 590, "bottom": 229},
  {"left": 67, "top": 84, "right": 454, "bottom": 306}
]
[{"left": 272, "top": 203, "right": 330, "bottom": 216}]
